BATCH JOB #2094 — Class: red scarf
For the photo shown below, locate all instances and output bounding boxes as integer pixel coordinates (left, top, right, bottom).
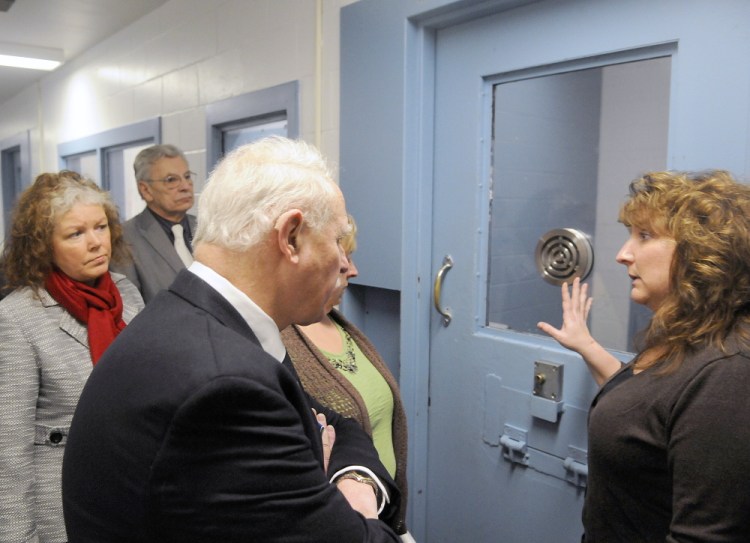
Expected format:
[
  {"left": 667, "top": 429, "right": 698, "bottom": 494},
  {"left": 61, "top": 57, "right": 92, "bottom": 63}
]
[{"left": 45, "top": 269, "right": 126, "bottom": 364}]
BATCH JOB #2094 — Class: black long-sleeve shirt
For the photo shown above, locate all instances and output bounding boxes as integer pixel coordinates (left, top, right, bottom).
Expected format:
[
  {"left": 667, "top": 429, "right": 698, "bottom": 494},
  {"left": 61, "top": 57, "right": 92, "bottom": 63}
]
[{"left": 584, "top": 332, "right": 750, "bottom": 542}]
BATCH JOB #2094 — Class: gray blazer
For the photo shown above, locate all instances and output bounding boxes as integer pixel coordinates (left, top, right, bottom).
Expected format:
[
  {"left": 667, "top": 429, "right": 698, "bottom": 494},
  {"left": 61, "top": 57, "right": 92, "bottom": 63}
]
[
  {"left": 111, "top": 209, "right": 197, "bottom": 304},
  {"left": 0, "top": 273, "right": 143, "bottom": 543}
]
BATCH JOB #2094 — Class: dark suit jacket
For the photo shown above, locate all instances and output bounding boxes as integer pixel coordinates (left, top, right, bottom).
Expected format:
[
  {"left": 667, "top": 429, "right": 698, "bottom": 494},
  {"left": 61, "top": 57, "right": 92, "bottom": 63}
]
[
  {"left": 111, "top": 209, "right": 197, "bottom": 303},
  {"left": 62, "top": 270, "right": 400, "bottom": 542}
]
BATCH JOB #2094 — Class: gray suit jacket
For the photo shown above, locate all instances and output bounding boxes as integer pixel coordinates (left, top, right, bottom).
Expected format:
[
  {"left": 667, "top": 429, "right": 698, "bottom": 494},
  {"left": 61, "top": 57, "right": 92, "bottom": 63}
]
[
  {"left": 111, "top": 208, "right": 197, "bottom": 304},
  {"left": 0, "top": 273, "right": 143, "bottom": 543}
]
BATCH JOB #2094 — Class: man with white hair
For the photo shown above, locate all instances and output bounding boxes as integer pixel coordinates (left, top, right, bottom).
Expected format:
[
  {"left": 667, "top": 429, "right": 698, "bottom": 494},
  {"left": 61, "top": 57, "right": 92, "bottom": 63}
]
[{"left": 62, "top": 137, "right": 401, "bottom": 542}]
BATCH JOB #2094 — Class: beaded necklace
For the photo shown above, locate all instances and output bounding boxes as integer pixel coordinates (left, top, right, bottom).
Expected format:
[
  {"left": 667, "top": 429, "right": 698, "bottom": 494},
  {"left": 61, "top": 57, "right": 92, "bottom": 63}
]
[{"left": 329, "top": 328, "right": 358, "bottom": 373}]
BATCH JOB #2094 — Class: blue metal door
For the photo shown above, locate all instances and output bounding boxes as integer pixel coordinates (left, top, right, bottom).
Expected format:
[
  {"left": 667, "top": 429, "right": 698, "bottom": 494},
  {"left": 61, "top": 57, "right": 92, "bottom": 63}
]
[
  {"left": 339, "top": 0, "right": 750, "bottom": 540},
  {"left": 425, "top": 7, "right": 672, "bottom": 542}
]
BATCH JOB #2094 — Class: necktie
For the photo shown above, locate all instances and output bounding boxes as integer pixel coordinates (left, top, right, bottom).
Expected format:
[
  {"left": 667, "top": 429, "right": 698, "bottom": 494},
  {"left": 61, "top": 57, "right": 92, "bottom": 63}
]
[{"left": 171, "top": 223, "right": 193, "bottom": 267}]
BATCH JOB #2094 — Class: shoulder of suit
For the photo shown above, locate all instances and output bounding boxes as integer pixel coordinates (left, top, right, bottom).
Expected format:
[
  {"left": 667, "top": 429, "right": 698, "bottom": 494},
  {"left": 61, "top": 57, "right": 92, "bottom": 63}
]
[
  {"left": 112, "top": 273, "right": 145, "bottom": 305},
  {"left": 110, "top": 270, "right": 128, "bottom": 284},
  {"left": 0, "top": 286, "right": 34, "bottom": 305},
  {"left": 120, "top": 211, "right": 146, "bottom": 236},
  {"left": 122, "top": 208, "right": 147, "bottom": 224},
  {"left": 0, "top": 286, "right": 52, "bottom": 319}
]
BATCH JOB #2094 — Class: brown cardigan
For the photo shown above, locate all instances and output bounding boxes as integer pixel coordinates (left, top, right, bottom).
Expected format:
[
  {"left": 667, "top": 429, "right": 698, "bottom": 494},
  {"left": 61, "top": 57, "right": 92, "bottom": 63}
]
[{"left": 281, "top": 309, "right": 409, "bottom": 534}]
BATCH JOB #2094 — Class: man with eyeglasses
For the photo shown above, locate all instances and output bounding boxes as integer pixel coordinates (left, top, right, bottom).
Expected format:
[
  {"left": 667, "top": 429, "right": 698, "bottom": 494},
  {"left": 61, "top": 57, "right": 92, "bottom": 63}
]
[{"left": 112, "top": 144, "right": 198, "bottom": 303}]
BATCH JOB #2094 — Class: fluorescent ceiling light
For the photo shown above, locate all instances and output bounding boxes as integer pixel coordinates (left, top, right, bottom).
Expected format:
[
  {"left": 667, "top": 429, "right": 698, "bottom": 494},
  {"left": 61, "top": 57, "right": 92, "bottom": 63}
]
[
  {"left": 0, "top": 42, "right": 63, "bottom": 71},
  {"left": 0, "top": 54, "right": 61, "bottom": 70}
]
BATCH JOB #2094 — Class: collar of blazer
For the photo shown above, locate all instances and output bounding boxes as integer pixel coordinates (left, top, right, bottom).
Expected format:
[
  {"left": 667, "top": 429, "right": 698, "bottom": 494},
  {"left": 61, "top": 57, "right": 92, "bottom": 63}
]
[
  {"left": 136, "top": 209, "right": 187, "bottom": 272},
  {"left": 168, "top": 268, "right": 261, "bottom": 348},
  {"left": 40, "top": 288, "right": 89, "bottom": 348}
]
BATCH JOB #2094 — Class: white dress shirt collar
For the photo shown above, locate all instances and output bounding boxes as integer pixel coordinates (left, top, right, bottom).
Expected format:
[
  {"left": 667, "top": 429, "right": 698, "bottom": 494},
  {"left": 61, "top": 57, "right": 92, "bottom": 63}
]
[{"left": 187, "top": 261, "right": 286, "bottom": 362}]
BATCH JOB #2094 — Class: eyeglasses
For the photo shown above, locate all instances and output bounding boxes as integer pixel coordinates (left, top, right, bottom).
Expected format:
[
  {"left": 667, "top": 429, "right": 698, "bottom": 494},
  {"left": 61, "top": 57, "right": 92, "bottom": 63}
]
[{"left": 149, "top": 171, "right": 196, "bottom": 189}]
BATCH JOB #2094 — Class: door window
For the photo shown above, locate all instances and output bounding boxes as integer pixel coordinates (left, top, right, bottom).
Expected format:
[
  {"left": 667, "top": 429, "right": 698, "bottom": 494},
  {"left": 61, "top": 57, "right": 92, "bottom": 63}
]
[
  {"left": 104, "top": 144, "right": 151, "bottom": 220},
  {"left": 206, "top": 81, "right": 298, "bottom": 171},
  {"left": 58, "top": 118, "right": 160, "bottom": 217},
  {"left": 222, "top": 116, "right": 288, "bottom": 152},
  {"left": 486, "top": 56, "right": 671, "bottom": 352},
  {"left": 1, "top": 131, "right": 31, "bottom": 239},
  {"left": 64, "top": 152, "right": 99, "bottom": 185}
]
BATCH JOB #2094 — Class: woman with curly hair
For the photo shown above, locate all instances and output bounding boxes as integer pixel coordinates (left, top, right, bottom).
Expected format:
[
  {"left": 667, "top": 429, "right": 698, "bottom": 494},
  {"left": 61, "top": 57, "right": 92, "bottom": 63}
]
[
  {"left": 0, "top": 171, "right": 144, "bottom": 542},
  {"left": 538, "top": 170, "right": 750, "bottom": 541}
]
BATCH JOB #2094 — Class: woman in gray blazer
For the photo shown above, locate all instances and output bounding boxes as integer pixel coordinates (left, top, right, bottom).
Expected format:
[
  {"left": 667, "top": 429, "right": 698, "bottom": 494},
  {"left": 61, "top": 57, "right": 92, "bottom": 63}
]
[{"left": 0, "top": 171, "right": 144, "bottom": 543}]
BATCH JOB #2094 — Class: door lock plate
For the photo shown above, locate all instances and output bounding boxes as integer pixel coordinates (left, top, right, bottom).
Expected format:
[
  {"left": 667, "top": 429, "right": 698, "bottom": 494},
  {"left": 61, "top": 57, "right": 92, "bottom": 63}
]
[{"left": 533, "top": 360, "right": 563, "bottom": 401}]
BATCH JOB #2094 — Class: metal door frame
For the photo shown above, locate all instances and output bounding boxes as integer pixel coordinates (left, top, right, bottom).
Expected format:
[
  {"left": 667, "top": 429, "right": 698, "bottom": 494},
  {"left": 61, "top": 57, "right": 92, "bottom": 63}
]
[
  {"left": 398, "top": 3, "right": 526, "bottom": 536},
  {"left": 400, "top": 2, "right": 676, "bottom": 537}
]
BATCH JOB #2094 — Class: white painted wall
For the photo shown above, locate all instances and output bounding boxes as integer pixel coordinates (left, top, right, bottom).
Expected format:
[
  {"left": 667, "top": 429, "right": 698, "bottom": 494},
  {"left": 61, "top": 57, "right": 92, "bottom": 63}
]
[
  {"left": 590, "top": 57, "right": 670, "bottom": 349},
  {"left": 0, "top": 0, "right": 356, "bottom": 184}
]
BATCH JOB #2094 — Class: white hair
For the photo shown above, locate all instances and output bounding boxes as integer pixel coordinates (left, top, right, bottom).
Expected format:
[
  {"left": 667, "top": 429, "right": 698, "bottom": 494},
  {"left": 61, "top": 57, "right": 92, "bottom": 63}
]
[{"left": 194, "top": 137, "right": 339, "bottom": 251}]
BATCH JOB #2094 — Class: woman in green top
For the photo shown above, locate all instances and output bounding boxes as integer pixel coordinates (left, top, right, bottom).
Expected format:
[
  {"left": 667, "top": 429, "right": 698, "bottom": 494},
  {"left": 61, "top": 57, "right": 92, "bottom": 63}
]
[{"left": 281, "top": 215, "right": 412, "bottom": 540}]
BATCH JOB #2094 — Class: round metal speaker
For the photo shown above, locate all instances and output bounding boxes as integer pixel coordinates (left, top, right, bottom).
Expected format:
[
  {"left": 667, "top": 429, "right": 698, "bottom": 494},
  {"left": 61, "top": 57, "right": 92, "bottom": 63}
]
[{"left": 535, "top": 228, "right": 594, "bottom": 285}]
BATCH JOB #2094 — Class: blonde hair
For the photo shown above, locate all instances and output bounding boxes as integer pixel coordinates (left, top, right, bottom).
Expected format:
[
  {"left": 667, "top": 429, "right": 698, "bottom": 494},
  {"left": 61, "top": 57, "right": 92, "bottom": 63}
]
[{"left": 341, "top": 214, "right": 358, "bottom": 255}]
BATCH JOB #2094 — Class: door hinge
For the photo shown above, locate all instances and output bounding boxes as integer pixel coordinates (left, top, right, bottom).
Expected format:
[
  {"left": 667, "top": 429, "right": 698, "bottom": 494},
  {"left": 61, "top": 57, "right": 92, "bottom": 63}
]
[
  {"left": 499, "top": 424, "right": 529, "bottom": 466},
  {"left": 563, "top": 445, "right": 588, "bottom": 488}
]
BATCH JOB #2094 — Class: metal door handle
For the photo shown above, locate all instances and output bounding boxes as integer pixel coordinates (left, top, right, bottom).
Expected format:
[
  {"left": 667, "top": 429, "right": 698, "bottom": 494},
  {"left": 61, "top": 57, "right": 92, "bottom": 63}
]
[{"left": 433, "top": 255, "right": 453, "bottom": 326}]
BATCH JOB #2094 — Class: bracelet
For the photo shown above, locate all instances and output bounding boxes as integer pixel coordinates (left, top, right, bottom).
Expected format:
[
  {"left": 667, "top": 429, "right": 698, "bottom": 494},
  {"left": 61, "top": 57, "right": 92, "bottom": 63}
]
[{"left": 336, "top": 471, "right": 381, "bottom": 502}]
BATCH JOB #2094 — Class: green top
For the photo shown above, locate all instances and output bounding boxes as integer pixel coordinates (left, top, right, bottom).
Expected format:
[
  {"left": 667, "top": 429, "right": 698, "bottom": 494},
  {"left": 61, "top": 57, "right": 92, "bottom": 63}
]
[{"left": 322, "top": 321, "right": 397, "bottom": 477}]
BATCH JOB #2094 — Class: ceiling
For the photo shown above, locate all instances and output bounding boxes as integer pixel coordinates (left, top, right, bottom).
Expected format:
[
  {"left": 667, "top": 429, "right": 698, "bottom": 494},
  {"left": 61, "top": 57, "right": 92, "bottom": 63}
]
[{"left": 0, "top": 0, "right": 169, "bottom": 104}]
